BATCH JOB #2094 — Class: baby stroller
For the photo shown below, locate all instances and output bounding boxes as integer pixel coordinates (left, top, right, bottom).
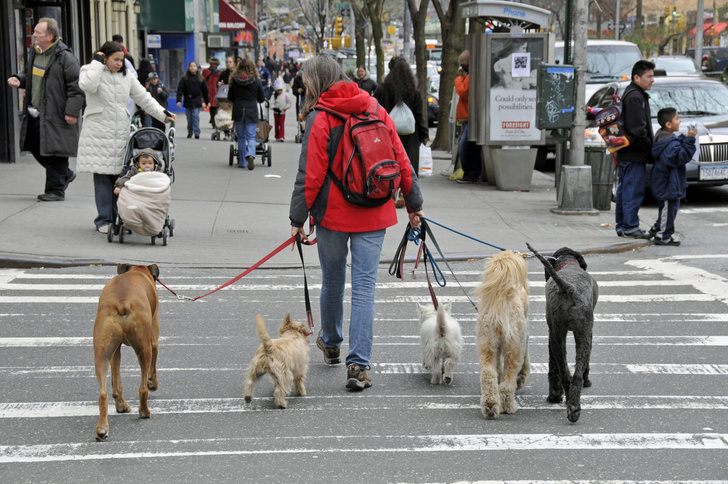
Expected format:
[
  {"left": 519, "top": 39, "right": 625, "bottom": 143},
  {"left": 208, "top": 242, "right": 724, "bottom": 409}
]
[
  {"left": 108, "top": 127, "right": 176, "bottom": 246},
  {"left": 228, "top": 101, "right": 273, "bottom": 167},
  {"left": 212, "top": 84, "right": 234, "bottom": 141}
]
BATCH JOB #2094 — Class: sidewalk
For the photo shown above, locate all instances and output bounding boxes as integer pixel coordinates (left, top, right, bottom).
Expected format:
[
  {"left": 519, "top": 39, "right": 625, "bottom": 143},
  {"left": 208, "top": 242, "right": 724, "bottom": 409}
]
[{"left": 0, "top": 113, "right": 645, "bottom": 269}]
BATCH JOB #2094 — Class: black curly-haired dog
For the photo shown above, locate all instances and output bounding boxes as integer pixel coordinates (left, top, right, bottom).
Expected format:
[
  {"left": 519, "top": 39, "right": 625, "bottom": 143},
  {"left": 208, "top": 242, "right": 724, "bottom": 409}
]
[{"left": 526, "top": 244, "right": 598, "bottom": 423}]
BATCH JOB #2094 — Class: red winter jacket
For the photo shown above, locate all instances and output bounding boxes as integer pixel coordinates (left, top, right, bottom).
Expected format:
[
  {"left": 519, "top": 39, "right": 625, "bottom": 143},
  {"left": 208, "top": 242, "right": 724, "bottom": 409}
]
[{"left": 289, "top": 81, "right": 423, "bottom": 232}]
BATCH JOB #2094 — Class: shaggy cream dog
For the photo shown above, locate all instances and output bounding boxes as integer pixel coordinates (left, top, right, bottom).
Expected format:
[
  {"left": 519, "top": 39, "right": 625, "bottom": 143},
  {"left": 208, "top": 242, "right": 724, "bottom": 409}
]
[
  {"left": 417, "top": 303, "right": 462, "bottom": 385},
  {"left": 243, "top": 314, "right": 310, "bottom": 409},
  {"left": 473, "top": 250, "right": 530, "bottom": 419}
]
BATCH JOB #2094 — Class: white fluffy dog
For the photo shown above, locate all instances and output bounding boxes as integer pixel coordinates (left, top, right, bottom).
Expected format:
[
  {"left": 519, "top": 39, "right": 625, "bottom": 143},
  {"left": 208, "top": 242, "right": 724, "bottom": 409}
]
[
  {"left": 473, "top": 250, "right": 530, "bottom": 419},
  {"left": 417, "top": 303, "right": 462, "bottom": 385}
]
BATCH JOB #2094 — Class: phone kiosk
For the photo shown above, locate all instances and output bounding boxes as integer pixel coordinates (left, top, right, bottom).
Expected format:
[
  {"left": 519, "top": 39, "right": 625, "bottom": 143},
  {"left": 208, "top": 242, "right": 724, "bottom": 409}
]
[{"left": 461, "top": 1, "right": 552, "bottom": 191}]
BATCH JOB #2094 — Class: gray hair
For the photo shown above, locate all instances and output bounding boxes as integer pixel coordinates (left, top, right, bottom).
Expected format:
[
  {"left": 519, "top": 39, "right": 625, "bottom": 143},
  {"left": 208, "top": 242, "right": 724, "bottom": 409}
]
[
  {"left": 301, "top": 55, "right": 350, "bottom": 118},
  {"left": 38, "top": 17, "right": 60, "bottom": 41}
]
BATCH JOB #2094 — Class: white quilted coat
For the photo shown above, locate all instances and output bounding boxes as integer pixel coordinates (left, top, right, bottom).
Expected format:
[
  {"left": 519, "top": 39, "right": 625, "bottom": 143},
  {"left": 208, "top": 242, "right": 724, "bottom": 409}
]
[{"left": 76, "top": 60, "right": 167, "bottom": 175}]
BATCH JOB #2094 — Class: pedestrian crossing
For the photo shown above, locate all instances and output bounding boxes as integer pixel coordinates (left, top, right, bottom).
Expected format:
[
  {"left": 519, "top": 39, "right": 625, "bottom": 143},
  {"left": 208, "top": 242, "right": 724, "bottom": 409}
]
[{"left": 0, "top": 258, "right": 726, "bottom": 480}]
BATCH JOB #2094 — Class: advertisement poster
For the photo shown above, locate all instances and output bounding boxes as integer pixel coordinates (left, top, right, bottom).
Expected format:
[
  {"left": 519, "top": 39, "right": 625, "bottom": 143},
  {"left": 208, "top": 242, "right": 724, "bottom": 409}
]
[{"left": 489, "top": 37, "right": 544, "bottom": 142}]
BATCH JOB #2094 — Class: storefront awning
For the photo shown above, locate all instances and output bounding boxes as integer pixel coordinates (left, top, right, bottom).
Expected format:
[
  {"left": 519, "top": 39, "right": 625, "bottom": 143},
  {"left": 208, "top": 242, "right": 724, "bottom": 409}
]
[
  {"left": 689, "top": 22, "right": 728, "bottom": 37},
  {"left": 219, "top": 0, "right": 258, "bottom": 32}
]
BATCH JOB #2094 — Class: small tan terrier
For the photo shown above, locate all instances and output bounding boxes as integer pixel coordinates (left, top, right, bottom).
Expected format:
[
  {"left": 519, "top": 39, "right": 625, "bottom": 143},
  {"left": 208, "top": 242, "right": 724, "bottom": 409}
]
[{"left": 243, "top": 314, "right": 310, "bottom": 409}]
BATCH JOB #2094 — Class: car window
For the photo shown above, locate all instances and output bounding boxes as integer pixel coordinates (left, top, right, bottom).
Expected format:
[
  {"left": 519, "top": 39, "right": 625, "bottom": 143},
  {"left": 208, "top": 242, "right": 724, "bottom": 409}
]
[
  {"left": 654, "top": 57, "right": 699, "bottom": 73},
  {"left": 555, "top": 44, "right": 642, "bottom": 83},
  {"left": 648, "top": 83, "right": 728, "bottom": 116},
  {"left": 598, "top": 86, "right": 617, "bottom": 108},
  {"left": 587, "top": 87, "right": 609, "bottom": 106}
]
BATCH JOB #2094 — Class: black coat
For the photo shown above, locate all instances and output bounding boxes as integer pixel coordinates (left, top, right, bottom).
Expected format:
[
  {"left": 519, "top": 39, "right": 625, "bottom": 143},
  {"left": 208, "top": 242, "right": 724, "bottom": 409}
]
[
  {"left": 13, "top": 41, "right": 84, "bottom": 157},
  {"left": 356, "top": 76, "right": 378, "bottom": 95},
  {"left": 176, "top": 73, "right": 209, "bottom": 108},
  {"left": 616, "top": 82, "right": 654, "bottom": 164},
  {"left": 148, "top": 82, "right": 169, "bottom": 108},
  {"left": 228, "top": 75, "right": 265, "bottom": 123},
  {"left": 373, "top": 84, "right": 429, "bottom": 173}
]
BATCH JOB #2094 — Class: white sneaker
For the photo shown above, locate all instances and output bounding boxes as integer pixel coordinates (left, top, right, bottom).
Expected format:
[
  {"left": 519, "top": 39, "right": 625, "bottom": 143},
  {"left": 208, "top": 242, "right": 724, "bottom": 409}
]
[{"left": 97, "top": 225, "right": 109, "bottom": 234}]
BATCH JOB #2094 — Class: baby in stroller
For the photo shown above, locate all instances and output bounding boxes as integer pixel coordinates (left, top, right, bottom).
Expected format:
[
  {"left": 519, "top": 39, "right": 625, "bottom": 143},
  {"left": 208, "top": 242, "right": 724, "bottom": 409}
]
[
  {"left": 213, "top": 84, "right": 234, "bottom": 140},
  {"left": 110, "top": 146, "right": 173, "bottom": 245}
]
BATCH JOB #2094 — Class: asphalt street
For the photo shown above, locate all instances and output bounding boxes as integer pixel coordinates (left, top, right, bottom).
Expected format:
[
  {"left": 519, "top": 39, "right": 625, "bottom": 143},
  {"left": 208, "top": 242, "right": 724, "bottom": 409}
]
[{"left": 0, "top": 251, "right": 727, "bottom": 482}]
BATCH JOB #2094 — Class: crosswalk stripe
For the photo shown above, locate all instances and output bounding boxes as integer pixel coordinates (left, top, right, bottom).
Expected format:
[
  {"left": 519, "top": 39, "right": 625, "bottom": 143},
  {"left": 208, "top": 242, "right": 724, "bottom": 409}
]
[
  {"left": 2, "top": 363, "right": 727, "bottom": 376},
  {"left": 2, "top": 395, "right": 728, "bottom": 419},
  {"left": 0, "top": 294, "right": 719, "bottom": 304},
  {"left": 3, "top": 335, "right": 728, "bottom": 347},
  {"left": 1, "top": 433, "right": 726, "bottom": 463}
]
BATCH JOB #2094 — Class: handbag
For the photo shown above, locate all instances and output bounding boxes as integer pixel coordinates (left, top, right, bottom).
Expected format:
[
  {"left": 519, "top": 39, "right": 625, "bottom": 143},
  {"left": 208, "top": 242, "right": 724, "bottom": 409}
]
[
  {"left": 390, "top": 101, "right": 416, "bottom": 135},
  {"left": 256, "top": 121, "right": 272, "bottom": 142},
  {"left": 418, "top": 144, "right": 433, "bottom": 177}
]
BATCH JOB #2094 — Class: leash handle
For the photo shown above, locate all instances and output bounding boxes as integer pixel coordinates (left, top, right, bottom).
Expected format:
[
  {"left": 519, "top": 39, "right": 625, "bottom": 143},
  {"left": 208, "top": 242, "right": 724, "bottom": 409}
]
[{"left": 296, "top": 233, "right": 315, "bottom": 334}]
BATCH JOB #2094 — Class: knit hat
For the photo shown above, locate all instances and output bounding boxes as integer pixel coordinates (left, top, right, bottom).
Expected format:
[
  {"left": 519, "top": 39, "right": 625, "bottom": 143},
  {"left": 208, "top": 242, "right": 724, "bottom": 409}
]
[
  {"left": 209, "top": 57, "right": 220, "bottom": 66},
  {"left": 134, "top": 147, "right": 161, "bottom": 167},
  {"left": 273, "top": 78, "right": 284, "bottom": 91},
  {"left": 147, "top": 71, "right": 159, "bottom": 79}
]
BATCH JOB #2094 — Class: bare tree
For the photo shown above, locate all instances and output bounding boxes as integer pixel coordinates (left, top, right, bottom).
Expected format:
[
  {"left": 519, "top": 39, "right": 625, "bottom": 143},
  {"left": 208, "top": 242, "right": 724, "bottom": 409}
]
[
  {"left": 406, "top": 0, "right": 432, "bottom": 125},
  {"left": 365, "top": 0, "right": 386, "bottom": 83},
  {"left": 430, "top": 0, "right": 465, "bottom": 150},
  {"left": 294, "top": 0, "right": 330, "bottom": 53}
]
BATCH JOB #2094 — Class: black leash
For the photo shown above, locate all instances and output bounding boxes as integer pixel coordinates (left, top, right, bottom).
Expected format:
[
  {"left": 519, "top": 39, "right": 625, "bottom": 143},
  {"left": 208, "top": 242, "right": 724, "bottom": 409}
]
[{"left": 295, "top": 233, "right": 314, "bottom": 335}]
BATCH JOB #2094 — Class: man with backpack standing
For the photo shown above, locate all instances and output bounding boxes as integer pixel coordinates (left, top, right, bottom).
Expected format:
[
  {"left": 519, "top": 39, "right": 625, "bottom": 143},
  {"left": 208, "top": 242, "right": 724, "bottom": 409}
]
[
  {"left": 289, "top": 56, "right": 424, "bottom": 391},
  {"left": 615, "top": 60, "right": 655, "bottom": 239}
]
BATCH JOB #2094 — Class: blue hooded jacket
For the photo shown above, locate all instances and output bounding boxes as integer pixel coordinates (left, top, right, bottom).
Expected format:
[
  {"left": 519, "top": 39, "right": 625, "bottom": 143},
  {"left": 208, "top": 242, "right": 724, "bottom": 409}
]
[{"left": 650, "top": 128, "right": 696, "bottom": 200}]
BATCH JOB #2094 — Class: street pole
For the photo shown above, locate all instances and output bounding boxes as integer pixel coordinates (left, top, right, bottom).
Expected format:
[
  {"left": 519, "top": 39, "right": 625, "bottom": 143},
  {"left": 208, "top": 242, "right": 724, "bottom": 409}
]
[
  {"left": 570, "top": 0, "right": 587, "bottom": 167},
  {"left": 403, "top": 0, "right": 411, "bottom": 63},
  {"left": 696, "top": 0, "right": 705, "bottom": 66},
  {"left": 614, "top": 0, "right": 620, "bottom": 40}
]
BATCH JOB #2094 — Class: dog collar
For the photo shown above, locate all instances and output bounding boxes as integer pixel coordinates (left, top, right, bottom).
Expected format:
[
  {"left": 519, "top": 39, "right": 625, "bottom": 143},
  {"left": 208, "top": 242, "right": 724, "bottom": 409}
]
[{"left": 557, "top": 260, "right": 578, "bottom": 271}]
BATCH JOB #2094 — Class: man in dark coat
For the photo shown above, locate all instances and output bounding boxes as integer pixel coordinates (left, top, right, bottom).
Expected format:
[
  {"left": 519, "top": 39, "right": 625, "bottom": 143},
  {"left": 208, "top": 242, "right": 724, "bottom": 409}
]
[
  {"left": 7, "top": 17, "right": 84, "bottom": 201},
  {"left": 615, "top": 60, "right": 655, "bottom": 239}
]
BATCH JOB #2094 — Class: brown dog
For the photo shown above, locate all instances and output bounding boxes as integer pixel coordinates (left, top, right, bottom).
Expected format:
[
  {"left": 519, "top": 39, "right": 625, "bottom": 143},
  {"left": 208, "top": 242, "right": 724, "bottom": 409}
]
[
  {"left": 93, "top": 263, "right": 160, "bottom": 441},
  {"left": 243, "top": 314, "right": 310, "bottom": 409}
]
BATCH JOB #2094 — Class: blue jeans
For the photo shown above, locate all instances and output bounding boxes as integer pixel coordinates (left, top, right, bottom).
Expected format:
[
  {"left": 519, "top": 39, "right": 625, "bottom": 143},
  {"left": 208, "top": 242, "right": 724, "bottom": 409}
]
[
  {"left": 316, "top": 226, "right": 386, "bottom": 368},
  {"left": 93, "top": 173, "right": 118, "bottom": 228},
  {"left": 652, "top": 199, "right": 680, "bottom": 240},
  {"left": 458, "top": 122, "right": 482, "bottom": 180},
  {"left": 186, "top": 107, "right": 200, "bottom": 136},
  {"left": 235, "top": 119, "right": 258, "bottom": 166},
  {"left": 615, "top": 161, "right": 646, "bottom": 233}
]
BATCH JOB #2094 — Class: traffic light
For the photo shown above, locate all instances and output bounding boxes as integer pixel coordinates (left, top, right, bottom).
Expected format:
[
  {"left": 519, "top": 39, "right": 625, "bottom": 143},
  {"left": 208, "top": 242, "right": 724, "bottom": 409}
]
[
  {"left": 665, "top": 6, "right": 669, "bottom": 16},
  {"left": 334, "top": 17, "right": 343, "bottom": 36},
  {"left": 671, "top": 5, "right": 677, "bottom": 15}
]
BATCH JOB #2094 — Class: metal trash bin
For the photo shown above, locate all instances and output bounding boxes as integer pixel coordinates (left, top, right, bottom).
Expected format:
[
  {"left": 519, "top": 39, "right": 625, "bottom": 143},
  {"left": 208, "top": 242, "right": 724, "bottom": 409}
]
[{"left": 584, "top": 145, "right": 615, "bottom": 211}]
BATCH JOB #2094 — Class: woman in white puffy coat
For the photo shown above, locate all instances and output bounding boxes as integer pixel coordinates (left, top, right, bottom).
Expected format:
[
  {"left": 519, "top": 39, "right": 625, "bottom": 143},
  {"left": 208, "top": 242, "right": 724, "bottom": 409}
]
[{"left": 77, "top": 41, "right": 175, "bottom": 233}]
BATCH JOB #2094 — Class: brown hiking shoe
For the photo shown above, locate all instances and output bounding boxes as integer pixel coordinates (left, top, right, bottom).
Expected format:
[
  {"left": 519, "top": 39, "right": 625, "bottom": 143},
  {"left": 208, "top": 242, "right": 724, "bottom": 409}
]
[
  {"left": 346, "top": 365, "right": 372, "bottom": 390},
  {"left": 316, "top": 330, "right": 341, "bottom": 364}
]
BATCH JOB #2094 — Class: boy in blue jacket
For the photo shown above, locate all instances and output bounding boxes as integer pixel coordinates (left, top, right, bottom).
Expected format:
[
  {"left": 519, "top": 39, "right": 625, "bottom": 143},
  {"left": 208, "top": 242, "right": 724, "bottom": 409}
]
[{"left": 649, "top": 107, "right": 697, "bottom": 246}]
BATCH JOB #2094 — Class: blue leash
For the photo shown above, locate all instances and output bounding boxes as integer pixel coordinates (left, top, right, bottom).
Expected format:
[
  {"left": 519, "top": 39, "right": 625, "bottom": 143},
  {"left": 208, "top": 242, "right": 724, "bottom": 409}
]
[{"left": 420, "top": 217, "right": 506, "bottom": 251}]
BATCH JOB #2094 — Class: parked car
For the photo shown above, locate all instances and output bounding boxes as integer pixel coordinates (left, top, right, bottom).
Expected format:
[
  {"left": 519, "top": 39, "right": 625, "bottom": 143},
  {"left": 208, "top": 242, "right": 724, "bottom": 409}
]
[
  {"left": 685, "top": 47, "right": 728, "bottom": 72},
  {"left": 648, "top": 55, "right": 704, "bottom": 77},
  {"left": 555, "top": 39, "right": 643, "bottom": 102},
  {"left": 586, "top": 76, "right": 728, "bottom": 189}
]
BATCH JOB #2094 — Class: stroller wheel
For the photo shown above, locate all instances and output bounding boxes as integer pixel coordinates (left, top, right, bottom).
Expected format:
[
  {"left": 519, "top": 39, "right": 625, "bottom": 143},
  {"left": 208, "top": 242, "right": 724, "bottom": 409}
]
[
  {"left": 169, "top": 218, "right": 175, "bottom": 236},
  {"left": 107, "top": 226, "right": 114, "bottom": 243},
  {"left": 162, "top": 227, "right": 169, "bottom": 246},
  {"left": 211, "top": 132, "right": 217, "bottom": 140},
  {"left": 267, "top": 146, "right": 272, "bottom": 166},
  {"left": 151, "top": 235, "right": 156, "bottom": 246},
  {"left": 229, "top": 145, "right": 235, "bottom": 166}
]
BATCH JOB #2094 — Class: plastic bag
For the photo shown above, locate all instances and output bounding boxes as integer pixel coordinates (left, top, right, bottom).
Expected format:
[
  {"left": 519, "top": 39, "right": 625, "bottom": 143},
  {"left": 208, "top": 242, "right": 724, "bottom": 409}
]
[
  {"left": 390, "top": 102, "right": 416, "bottom": 135},
  {"left": 419, "top": 144, "right": 433, "bottom": 177}
]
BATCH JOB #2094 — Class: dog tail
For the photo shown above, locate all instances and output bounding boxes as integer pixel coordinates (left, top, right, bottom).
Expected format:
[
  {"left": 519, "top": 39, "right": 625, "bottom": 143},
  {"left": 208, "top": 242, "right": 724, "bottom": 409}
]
[
  {"left": 526, "top": 243, "right": 573, "bottom": 294},
  {"left": 436, "top": 303, "right": 450, "bottom": 337},
  {"left": 255, "top": 314, "right": 273, "bottom": 353}
]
